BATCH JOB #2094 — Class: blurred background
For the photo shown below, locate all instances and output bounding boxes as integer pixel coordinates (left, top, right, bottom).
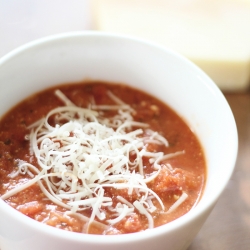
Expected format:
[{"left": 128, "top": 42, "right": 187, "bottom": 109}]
[{"left": 0, "top": 1, "right": 249, "bottom": 249}]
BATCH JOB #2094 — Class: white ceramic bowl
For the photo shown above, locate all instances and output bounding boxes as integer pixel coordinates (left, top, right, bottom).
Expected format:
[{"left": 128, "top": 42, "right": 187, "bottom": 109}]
[{"left": 0, "top": 32, "right": 238, "bottom": 250}]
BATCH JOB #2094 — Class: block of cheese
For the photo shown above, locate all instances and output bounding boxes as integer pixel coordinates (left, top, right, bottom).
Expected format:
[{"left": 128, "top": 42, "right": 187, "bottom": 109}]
[{"left": 92, "top": 0, "right": 250, "bottom": 91}]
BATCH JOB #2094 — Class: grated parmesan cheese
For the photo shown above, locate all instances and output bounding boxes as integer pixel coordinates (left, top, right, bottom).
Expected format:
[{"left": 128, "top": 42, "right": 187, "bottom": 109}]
[{"left": 1, "top": 88, "right": 188, "bottom": 232}]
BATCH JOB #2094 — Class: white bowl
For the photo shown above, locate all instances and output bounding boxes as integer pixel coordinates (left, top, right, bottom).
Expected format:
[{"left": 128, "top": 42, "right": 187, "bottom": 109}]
[{"left": 0, "top": 32, "right": 238, "bottom": 250}]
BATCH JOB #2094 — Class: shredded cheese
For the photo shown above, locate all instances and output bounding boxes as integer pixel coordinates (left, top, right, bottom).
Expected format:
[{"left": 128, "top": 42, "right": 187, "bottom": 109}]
[
  {"left": 166, "top": 192, "right": 188, "bottom": 214},
  {"left": 1, "top": 88, "right": 188, "bottom": 232}
]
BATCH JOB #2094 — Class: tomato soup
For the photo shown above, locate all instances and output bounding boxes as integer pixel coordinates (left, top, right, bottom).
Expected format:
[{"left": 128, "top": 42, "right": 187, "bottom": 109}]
[{"left": 0, "top": 82, "right": 206, "bottom": 235}]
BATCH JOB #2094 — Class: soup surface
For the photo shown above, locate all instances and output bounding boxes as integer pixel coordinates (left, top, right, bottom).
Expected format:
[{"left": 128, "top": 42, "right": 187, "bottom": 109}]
[{"left": 0, "top": 82, "right": 206, "bottom": 234}]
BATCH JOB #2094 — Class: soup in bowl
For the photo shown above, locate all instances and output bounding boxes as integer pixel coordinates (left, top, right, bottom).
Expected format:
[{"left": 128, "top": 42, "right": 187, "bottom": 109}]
[{"left": 0, "top": 32, "right": 237, "bottom": 250}]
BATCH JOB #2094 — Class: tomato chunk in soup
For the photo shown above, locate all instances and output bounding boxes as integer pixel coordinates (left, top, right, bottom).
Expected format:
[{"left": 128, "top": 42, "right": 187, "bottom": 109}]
[{"left": 0, "top": 82, "right": 206, "bottom": 235}]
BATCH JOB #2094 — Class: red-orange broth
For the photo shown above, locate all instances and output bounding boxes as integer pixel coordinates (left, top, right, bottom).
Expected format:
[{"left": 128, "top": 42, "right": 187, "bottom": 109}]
[{"left": 0, "top": 82, "right": 206, "bottom": 235}]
